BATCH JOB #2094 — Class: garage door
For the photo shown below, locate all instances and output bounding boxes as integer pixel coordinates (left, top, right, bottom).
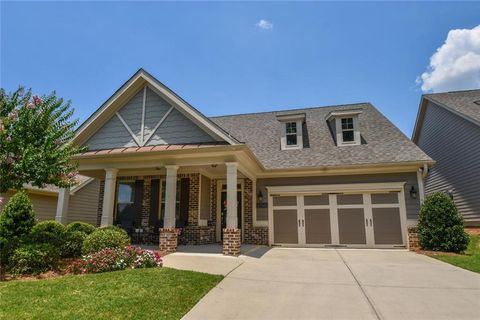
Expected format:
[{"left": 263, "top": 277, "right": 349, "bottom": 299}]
[{"left": 271, "top": 192, "right": 406, "bottom": 248}]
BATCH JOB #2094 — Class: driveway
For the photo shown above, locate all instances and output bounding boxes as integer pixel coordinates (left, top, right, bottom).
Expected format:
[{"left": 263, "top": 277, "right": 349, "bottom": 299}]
[{"left": 180, "top": 248, "right": 480, "bottom": 320}]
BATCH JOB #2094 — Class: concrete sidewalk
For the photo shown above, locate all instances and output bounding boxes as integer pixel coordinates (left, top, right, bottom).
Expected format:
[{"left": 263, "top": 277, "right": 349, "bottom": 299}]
[{"left": 181, "top": 248, "right": 480, "bottom": 320}]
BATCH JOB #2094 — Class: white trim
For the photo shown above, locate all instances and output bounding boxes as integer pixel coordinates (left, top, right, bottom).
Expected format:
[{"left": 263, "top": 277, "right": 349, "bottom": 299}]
[
  {"left": 142, "top": 106, "right": 174, "bottom": 146},
  {"left": 335, "top": 115, "right": 361, "bottom": 146},
  {"left": 280, "top": 120, "right": 303, "bottom": 150},
  {"left": 70, "top": 177, "right": 95, "bottom": 195},
  {"left": 326, "top": 110, "right": 363, "bottom": 120},
  {"left": 141, "top": 86, "right": 147, "bottom": 144},
  {"left": 276, "top": 113, "right": 306, "bottom": 122},
  {"left": 115, "top": 112, "right": 141, "bottom": 146},
  {"left": 267, "top": 182, "right": 406, "bottom": 194},
  {"left": 252, "top": 180, "right": 268, "bottom": 227},
  {"left": 417, "top": 169, "right": 425, "bottom": 204},
  {"left": 198, "top": 174, "right": 208, "bottom": 227}
]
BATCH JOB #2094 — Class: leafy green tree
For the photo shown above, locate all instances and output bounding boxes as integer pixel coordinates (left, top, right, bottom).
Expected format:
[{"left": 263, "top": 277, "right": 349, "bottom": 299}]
[
  {"left": 417, "top": 192, "right": 469, "bottom": 252},
  {"left": 0, "top": 87, "right": 85, "bottom": 193}
]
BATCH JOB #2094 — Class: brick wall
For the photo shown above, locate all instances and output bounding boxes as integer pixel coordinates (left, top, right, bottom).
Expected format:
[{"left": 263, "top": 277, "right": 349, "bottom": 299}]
[
  {"left": 243, "top": 178, "right": 269, "bottom": 245},
  {"left": 96, "top": 180, "right": 105, "bottom": 227},
  {"left": 408, "top": 226, "right": 419, "bottom": 250}
]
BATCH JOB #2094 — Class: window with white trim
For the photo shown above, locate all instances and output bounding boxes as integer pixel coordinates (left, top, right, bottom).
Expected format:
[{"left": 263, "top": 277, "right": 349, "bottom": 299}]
[
  {"left": 341, "top": 118, "right": 355, "bottom": 142},
  {"left": 285, "top": 122, "right": 298, "bottom": 146}
]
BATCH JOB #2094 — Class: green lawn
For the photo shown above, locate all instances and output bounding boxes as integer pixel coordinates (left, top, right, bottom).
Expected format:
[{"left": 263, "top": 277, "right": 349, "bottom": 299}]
[
  {"left": 429, "top": 234, "right": 480, "bottom": 273},
  {"left": 0, "top": 267, "right": 222, "bottom": 320}
]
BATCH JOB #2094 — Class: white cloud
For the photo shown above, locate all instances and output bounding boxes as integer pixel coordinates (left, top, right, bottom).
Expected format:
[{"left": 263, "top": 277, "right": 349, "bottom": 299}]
[
  {"left": 256, "top": 19, "right": 273, "bottom": 30},
  {"left": 417, "top": 25, "right": 480, "bottom": 93}
]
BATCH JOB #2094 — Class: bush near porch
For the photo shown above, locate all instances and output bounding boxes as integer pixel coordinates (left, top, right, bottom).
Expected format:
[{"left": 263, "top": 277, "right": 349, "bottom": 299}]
[{"left": 0, "top": 268, "right": 223, "bottom": 320}]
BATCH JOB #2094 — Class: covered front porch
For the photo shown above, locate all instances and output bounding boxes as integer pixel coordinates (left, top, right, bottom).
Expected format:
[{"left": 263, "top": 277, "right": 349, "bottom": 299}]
[{"left": 55, "top": 146, "right": 267, "bottom": 255}]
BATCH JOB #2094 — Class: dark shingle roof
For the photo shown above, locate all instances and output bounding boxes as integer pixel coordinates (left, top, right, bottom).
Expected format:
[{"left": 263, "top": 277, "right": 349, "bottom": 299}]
[
  {"left": 424, "top": 89, "right": 480, "bottom": 124},
  {"left": 210, "top": 103, "right": 432, "bottom": 170}
]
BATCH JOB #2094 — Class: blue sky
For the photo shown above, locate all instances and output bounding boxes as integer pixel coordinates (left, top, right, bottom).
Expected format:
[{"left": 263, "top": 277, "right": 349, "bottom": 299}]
[{"left": 1, "top": 1, "right": 479, "bottom": 136}]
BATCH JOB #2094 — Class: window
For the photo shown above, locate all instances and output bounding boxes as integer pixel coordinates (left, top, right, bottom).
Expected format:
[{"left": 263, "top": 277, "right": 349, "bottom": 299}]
[
  {"left": 285, "top": 122, "right": 298, "bottom": 146},
  {"left": 341, "top": 118, "right": 355, "bottom": 142},
  {"left": 117, "top": 182, "right": 135, "bottom": 204},
  {"left": 159, "top": 179, "right": 181, "bottom": 221}
]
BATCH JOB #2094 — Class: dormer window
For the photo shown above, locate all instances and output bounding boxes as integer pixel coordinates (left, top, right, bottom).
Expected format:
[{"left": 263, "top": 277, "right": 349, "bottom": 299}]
[
  {"left": 341, "top": 118, "right": 355, "bottom": 142},
  {"left": 326, "top": 110, "right": 362, "bottom": 146},
  {"left": 286, "top": 122, "right": 298, "bottom": 146},
  {"left": 277, "top": 113, "right": 305, "bottom": 150}
]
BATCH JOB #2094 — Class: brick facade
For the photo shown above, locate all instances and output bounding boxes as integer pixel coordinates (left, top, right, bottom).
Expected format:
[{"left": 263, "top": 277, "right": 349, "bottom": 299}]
[
  {"left": 159, "top": 228, "right": 178, "bottom": 254},
  {"left": 243, "top": 179, "right": 269, "bottom": 245},
  {"left": 95, "top": 173, "right": 270, "bottom": 248},
  {"left": 408, "top": 226, "right": 420, "bottom": 250},
  {"left": 223, "top": 228, "right": 241, "bottom": 256}
]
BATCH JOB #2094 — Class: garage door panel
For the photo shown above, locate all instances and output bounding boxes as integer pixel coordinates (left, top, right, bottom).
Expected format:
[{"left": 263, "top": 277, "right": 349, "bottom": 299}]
[
  {"left": 304, "top": 195, "right": 329, "bottom": 206},
  {"left": 337, "top": 194, "right": 363, "bottom": 205},
  {"left": 273, "top": 209, "right": 298, "bottom": 244},
  {"left": 273, "top": 196, "right": 297, "bottom": 206},
  {"left": 338, "top": 208, "right": 366, "bottom": 244},
  {"left": 373, "top": 208, "right": 403, "bottom": 245},
  {"left": 305, "top": 209, "right": 331, "bottom": 244},
  {"left": 371, "top": 193, "right": 399, "bottom": 204}
]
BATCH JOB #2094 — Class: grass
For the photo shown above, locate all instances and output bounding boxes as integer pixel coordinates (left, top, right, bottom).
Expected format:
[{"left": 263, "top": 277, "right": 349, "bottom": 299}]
[
  {"left": 0, "top": 267, "right": 223, "bottom": 320},
  {"left": 428, "top": 234, "right": 480, "bottom": 273}
]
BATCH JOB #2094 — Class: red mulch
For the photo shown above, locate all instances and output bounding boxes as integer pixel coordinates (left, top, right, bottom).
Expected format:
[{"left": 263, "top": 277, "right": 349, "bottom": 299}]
[{"left": 465, "top": 227, "right": 480, "bottom": 236}]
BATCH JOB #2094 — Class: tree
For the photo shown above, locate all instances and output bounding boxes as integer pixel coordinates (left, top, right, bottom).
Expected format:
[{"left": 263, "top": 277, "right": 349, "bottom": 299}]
[
  {"left": 417, "top": 192, "right": 469, "bottom": 252},
  {"left": 0, "top": 87, "right": 85, "bottom": 193}
]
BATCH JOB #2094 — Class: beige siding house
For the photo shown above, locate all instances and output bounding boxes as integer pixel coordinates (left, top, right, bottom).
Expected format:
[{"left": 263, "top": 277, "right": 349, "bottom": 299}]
[
  {"left": 412, "top": 90, "right": 480, "bottom": 226},
  {"left": 52, "top": 69, "right": 433, "bottom": 255},
  {"left": 1, "top": 177, "right": 99, "bottom": 225}
]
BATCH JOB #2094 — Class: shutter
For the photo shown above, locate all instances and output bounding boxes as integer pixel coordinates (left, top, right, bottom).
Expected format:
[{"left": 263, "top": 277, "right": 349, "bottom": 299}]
[
  {"left": 150, "top": 179, "right": 160, "bottom": 229},
  {"left": 179, "top": 178, "right": 190, "bottom": 226},
  {"left": 134, "top": 180, "right": 144, "bottom": 227}
]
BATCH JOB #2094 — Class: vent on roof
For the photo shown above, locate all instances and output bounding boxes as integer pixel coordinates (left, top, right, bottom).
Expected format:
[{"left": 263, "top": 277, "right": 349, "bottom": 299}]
[{"left": 474, "top": 100, "right": 480, "bottom": 106}]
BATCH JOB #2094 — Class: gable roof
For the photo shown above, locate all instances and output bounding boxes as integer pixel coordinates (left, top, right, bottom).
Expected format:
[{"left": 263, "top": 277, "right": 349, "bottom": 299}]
[
  {"left": 412, "top": 89, "right": 480, "bottom": 142},
  {"left": 74, "top": 69, "right": 240, "bottom": 146},
  {"left": 211, "top": 103, "right": 433, "bottom": 170}
]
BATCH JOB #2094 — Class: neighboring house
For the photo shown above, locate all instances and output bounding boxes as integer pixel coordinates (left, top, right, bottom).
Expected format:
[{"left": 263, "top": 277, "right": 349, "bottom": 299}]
[
  {"left": 412, "top": 89, "right": 480, "bottom": 226},
  {"left": 54, "top": 69, "right": 433, "bottom": 255},
  {"left": 0, "top": 176, "right": 100, "bottom": 225}
]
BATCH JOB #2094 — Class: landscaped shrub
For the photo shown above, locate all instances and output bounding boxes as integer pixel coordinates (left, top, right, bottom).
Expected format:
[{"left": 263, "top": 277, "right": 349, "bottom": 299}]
[
  {"left": 29, "top": 220, "right": 66, "bottom": 248},
  {"left": 82, "top": 228, "right": 130, "bottom": 255},
  {"left": 417, "top": 192, "right": 469, "bottom": 252},
  {"left": 69, "top": 246, "right": 162, "bottom": 274},
  {"left": 61, "top": 230, "right": 87, "bottom": 258},
  {"left": 99, "top": 225, "right": 129, "bottom": 236},
  {"left": 66, "top": 221, "right": 96, "bottom": 235},
  {"left": 9, "top": 244, "right": 60, "bottom": 275},
  {"left": 0, "top": 191, "right": 36, "bottom": 239},
  {"left": 0, "top": 191, "right": 36, "bottom": 274}
]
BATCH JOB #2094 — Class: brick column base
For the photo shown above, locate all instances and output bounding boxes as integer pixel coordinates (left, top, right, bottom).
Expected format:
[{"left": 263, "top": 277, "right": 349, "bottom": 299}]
[
  {"left": 408, "top": 226, "right": 420, "bottom": 250},
  {"left": 223, "top": 228, "right": 241, "bottom": 256},
  {"left": 159, "top": 228, "right": 178, "bottom": 255}
]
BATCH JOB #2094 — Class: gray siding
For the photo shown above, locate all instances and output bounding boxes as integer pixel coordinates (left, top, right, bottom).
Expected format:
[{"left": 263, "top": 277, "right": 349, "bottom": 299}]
[
  {"left": 256, "top": 172, "right": 420, "bottom": 220},
  {"left": 67, "top": 179, "right": 100, "bottom": 225},
  {"left": 416, "top": 101, "right": 480, "bottom": 225},
  {"left": 85, "top": 87, "right": 218, "bottom": 150}
]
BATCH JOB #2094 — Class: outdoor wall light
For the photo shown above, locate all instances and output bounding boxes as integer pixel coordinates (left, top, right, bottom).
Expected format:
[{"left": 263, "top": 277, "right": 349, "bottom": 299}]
[
  {"left": 257, "top": 190, "right": 263, "bottom": 202},
  {"left": 410, "top": 186, "right": 418, "bottom": 199}
]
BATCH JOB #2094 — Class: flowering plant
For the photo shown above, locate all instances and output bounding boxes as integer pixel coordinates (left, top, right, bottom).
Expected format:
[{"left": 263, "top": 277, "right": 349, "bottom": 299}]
[{"left": 68, "top": 246, "right": 162, "bottom": 274}]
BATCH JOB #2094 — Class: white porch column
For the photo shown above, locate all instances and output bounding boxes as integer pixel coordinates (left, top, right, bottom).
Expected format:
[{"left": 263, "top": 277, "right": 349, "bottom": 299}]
[
  {"left": 226, "top": 162, "right": 238, "bottom": 229},
  {"left": 417, "top": 169, "right": 425, "bottom": 204},
  {"left": 164, "top": 165, "right": 179, "bottom": 228},
  {"left": 101, "top": 168, "right": 118, "bottom": 227},
  {"left": 55, "top": 188, "right": 70, "bottom": 224}
]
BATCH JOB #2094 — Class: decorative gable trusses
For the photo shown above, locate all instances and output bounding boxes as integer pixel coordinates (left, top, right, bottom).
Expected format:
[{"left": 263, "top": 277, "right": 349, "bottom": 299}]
[
  {"left": 74, "top": 69, "right": 239, "bottom": 148},
  {"left": 114, "top": 86, "right": 175, "bottom": 147}
]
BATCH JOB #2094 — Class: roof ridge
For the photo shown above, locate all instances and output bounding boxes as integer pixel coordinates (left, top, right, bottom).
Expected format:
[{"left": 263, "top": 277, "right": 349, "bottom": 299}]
[
  {"left": 209, "top": 102, "right": 371, "bottom": 119},
  {"left": 424, "top": 88, "right": 480, "bottom": 96}
]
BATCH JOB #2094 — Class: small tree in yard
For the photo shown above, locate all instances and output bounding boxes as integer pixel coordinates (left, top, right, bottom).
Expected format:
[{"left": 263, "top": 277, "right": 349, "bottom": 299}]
[
  {"left": 0, "top": 87, "right": 85, "bottom": 193},
  {"left": 0, "top": 87, "right": 85, "bottom": 279},
  {"left": 417, "top": 192, "right": 469, "bottom": 253},
  {"left": 0, "top": 191, "right": 36, "bottom": 278}
]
